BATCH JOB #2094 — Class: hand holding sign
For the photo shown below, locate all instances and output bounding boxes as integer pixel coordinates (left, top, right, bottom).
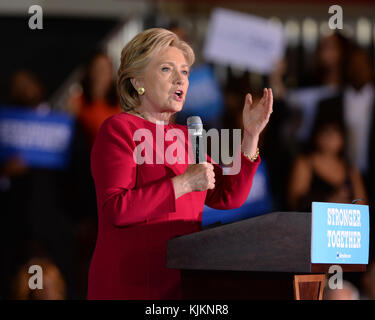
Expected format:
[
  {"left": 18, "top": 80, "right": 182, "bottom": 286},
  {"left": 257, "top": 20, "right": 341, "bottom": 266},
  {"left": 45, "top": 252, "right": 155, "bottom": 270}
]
[
  {"left": 203, "top": 8, "right": 285, "bottom": 74},
  {"left": 0, "top": 106, "right": 74, "bottom": 170}
]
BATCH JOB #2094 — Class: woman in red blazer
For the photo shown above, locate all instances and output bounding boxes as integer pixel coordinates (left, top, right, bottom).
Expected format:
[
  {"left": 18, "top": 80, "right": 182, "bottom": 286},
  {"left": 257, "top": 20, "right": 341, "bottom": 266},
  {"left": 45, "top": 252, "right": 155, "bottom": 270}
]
[{"left": 87, "top": 28, "right": 273, "bottom": 299}]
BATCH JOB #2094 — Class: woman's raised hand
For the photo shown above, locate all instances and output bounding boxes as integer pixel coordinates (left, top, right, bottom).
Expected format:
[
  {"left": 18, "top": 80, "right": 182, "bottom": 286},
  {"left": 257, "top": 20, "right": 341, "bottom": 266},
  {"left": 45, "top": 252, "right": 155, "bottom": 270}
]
[{"left": 242, "top": 88, "right": 273, "bottom": 138}]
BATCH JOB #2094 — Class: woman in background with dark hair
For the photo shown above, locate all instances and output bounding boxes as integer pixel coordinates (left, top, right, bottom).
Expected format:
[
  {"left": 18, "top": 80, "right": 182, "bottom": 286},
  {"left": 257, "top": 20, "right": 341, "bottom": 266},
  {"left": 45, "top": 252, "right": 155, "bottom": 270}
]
[
  {"left": 315, "top": 32, "right": 352, "bottom": 87},
  {"left": 288, "top": 33, "right": 353, "bottom": 145},
  {"left": 70, "top": 52, "right": 122, "bottom": 146},
  {"left": 304, "top": 32, "right": 352, "bottom": 88},
  {"left": 287, "top": 117, "right": 367, "bottom": 212}
]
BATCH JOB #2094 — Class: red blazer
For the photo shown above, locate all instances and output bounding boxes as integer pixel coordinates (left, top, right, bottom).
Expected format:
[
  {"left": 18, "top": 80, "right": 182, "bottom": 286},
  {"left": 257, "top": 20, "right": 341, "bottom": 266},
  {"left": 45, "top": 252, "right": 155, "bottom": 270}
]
[{"left": 87, "top": 112, "right": 260, "bottom": 299}]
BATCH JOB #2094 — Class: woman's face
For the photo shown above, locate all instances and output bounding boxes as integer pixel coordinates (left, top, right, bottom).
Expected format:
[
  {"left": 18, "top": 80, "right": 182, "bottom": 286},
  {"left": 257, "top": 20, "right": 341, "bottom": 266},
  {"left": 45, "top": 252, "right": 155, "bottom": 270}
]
[
  {"left": 318, "top": 35, "right": 342, "bottom": 69},
  {"left": 90, "top": 55, "right": 113, "bottom": 92},
  {"left": 10, "top": 71, "right": 44, "bottom": 106},
  {"left": 316, "top": 125, "right": 344, "bottom": 154},
  {"left": 135, "top": 46, "right": 190, "bottom": 114}
]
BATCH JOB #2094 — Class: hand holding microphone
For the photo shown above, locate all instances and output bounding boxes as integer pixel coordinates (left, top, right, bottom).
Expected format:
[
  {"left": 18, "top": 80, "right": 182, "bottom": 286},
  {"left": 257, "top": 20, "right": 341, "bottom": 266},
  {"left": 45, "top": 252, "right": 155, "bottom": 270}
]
[
  {"left": 172, "top": 116, "right": 215, "bottom": 199},
  {"left": 182, "top": 162, "right": 215, "bottom": 192},
  {"left": 172, "top": 161, "right": 216, "bottom": 199}
]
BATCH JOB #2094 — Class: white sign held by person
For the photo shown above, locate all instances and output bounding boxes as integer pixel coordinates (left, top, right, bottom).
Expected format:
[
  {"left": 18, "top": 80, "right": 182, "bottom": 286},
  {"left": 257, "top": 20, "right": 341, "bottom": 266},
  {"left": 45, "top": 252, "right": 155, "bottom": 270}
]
[{"left": 203, "top": 8, "right": 285, "bottom": 74}]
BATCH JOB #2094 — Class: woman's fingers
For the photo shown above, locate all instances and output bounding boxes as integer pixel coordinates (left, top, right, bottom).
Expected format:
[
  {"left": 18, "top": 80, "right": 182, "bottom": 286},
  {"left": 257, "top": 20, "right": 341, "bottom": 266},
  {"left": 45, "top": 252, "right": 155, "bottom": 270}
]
[
  {"left": 245, "top": 93, "right": 252, "bottom": 110},
  {"left": 262, "top": 88, "right": 272, "bottom": 112},
  {"left": 258, "top": 89, "right": 267, "bottom": 107},
  {"left": 264, "top": 88, "right": 269, "bottom": 103},
  {"left": 260, "top": 88, "right": 273, "bottom": 121},
  {"left": 246, "top": 88, "right": 273, "bottom": 116},
  {"left": 268, "top": 88, "right": 273, "bottom": 113}
]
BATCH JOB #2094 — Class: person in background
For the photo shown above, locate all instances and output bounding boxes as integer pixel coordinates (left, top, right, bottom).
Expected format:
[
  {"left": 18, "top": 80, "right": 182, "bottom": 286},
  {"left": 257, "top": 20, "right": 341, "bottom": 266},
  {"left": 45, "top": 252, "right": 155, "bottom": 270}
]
[
  {"left": 323, "top": 280, "right": 360, "bottom": 300},
  {"left": 316, "top": 48, "right": 375, "bottom": 259},
  {"left": 0, "top": 70, "right": 48, "bottom": 180},
  {"left": 11, "top": 257, "right": 66, "bottom": 300},
  {"left": 0, "top": 70, "right": 76, "bottom": 299},
  {"left": 311, "top": 33, "right": 352, "bottom": 88},
  {"left": 287, "top": 117, "right": 367, "bottom": 212},
  {"left": 8, "top": 70, "right": 46, "bottom": 108},
  {"left": 287, "top": 33, "right": 352, "bottom": 143},
  {"left": 316, "top": 48, "right": 375, "bottom": 188},
  {"left": 68, "top": 52, "right": 122, "bottom": 146}
]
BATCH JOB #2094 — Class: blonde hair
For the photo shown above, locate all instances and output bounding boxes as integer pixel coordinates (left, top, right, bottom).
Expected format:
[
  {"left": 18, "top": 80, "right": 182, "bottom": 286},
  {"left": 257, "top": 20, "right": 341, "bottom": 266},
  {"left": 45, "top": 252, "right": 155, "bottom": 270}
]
[{"left": 117, "top": 28, "right": 195, "bottom": 112}]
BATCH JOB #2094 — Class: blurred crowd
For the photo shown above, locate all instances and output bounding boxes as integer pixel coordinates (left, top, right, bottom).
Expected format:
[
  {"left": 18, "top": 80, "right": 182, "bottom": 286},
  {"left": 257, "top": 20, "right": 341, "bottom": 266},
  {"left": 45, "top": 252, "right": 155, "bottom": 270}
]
[
  {"left": 1, "top": 26, "right": 375, "bottom": 300},
  {"left": 0, "top": 52, "right": 121, "bottom": 299}
]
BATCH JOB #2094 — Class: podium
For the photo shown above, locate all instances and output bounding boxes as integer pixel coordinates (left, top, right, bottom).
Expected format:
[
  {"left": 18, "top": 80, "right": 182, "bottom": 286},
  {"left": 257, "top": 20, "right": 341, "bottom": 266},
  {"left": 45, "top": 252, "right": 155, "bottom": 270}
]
[{"left": 166, "top": 212, "right": 367, "bottom": 300}]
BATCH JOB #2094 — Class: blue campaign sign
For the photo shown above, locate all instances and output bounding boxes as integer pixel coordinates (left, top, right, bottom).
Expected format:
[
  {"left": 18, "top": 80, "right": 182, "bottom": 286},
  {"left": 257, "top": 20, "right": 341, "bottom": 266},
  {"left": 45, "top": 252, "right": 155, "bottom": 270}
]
[
  {"left": 178, "top": 64, "right": 224, "bottom": 124},
  {"left": 0, "top": 106, "right": 75, "bottom": 170},
  {"left": 202, "top": 161, "right": 273, "bottom": 227},
  {"left": 311, "top": 202, "right": 370, "bottom": 264}
]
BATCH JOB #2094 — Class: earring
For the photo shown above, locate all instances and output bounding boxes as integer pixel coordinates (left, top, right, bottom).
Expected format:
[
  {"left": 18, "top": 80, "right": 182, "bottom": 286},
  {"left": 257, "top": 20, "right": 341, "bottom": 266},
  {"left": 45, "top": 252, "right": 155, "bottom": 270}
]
[{"left": 137, "top": 87, "right": 145, "bottom": 95}]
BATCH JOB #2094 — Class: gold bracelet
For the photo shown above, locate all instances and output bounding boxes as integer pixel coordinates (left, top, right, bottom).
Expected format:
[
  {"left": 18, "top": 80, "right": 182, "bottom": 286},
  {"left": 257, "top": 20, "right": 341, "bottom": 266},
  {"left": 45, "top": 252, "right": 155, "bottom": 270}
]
[{"left": 242, "top": 147, "right": 259, "bottom": 162}]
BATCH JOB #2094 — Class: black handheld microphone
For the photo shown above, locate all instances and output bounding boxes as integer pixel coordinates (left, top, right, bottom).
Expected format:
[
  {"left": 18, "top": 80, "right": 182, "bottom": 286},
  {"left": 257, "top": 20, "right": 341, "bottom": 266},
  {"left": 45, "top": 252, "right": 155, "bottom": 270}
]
[{"left": 187, "top": 116, "right": 203, "bottom": 164}]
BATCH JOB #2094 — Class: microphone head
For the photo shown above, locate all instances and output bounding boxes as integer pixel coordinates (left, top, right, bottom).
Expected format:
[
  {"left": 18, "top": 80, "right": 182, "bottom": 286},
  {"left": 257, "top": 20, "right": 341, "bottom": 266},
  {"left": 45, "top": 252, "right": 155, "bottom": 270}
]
[{"left": 187, "top": 116, "right": 203, "bottom": 136}]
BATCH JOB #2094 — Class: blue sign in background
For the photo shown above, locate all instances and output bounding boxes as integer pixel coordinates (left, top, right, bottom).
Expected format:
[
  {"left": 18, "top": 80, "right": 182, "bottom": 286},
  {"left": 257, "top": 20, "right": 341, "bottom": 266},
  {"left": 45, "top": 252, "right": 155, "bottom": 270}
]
[
  {"left": 202, "top": 161, "right": 273, "bottom": 227},
  {"left": 311, "top": 202, "right": 369, "bottom": 265},
  {"left": 0, "top": 106, "right": 74, "bottom": 170}
]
